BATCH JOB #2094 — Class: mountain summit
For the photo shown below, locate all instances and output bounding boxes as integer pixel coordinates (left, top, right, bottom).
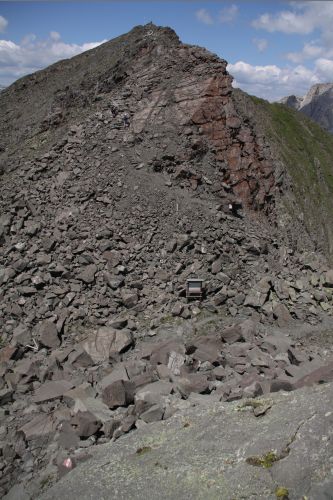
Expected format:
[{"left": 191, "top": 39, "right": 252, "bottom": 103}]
[{"left": 0, "top": 23, "right": 274, "bottom": 210}]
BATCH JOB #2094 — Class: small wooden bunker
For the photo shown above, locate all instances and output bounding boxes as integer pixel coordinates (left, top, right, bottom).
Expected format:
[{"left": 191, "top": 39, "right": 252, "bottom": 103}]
[{"left": 186, "top": 278, "right": 204, "bottom": 299}]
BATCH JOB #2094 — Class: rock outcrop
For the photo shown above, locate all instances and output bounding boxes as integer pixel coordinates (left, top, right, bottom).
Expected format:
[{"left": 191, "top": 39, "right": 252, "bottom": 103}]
[{"left": 39, "top": 381, "right": 333, "bottom": 500}]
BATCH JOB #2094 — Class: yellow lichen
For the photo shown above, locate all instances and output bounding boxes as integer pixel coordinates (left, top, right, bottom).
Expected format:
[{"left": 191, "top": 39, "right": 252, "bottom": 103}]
[
  {"left": 275, "top": 486, "right": 289, "bottom": 499},
  {"left": 246, "top": 450, "right": 278, "bottom": 468}
]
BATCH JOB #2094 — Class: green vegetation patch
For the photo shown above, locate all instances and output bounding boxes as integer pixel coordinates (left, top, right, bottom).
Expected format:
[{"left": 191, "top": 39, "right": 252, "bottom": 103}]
[
  {"left": 246, "top": 450, "right": 278, "bottom": 468},
  {"left": 275, "top": 486, "right": 289, "bottom": 499},
  {"left": 262, "top": 101, "right": 333, "bottom": 194},
  {"left": 249, "top": 94, "right": 333, "bottom": 261},
  {"left": 237, "top": 399, "right": 270, "bottom": 411}
]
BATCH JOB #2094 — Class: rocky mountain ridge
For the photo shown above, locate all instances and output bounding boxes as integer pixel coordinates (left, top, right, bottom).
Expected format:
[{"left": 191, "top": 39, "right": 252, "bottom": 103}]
[
  {"left": 1, "top": 23, "right": 333, "bottom": 499},
  {"left": 280, "top": 82, "right": 333, "bottom": 133}
]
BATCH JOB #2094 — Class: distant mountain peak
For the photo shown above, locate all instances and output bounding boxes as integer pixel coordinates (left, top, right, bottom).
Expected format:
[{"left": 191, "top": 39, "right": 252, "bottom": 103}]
[{"left": 280, "top": 82, "right": 333, "bottom": 133}]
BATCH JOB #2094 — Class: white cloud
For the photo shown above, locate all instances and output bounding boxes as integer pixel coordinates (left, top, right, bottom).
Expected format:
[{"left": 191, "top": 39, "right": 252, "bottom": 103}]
[
  {"left": 252, "top": 10, "right": 313, "bottom": 35},
  {"left": 253, "top": 1, "right": 333, "bottom": 63},
  {"left": 21, "top": 34, "right": 37, "bottom": 46},
  {"left": 227, "top": 60, "right": 320, "bottom": 101},
  {"left": 286, "top": 42, "right": 325, "bottom": 64},
  {"left": 195, "top": 8, "right": 214, "bottom": 25},
  {"left": 252, "top": 1, "right": 333, "bottom": 35},
  {"left": 315, "top": 58, "right": 333, "bottom": 81},
  {"left": 219, "top": 4, "right": 238, "bottom": 24},
  {"left": 50, "top": 31, "right": 61, "bottom": 42},
  {"left": 0, "top": 32, "right": 107, "bottom": 86},
  {"left": 252, "top": 38, "right": 268, "bottom": 53},
  {"left": 0, "top": 15, "right": 8, "bottom": 33},
  {"left": 286, "top": 40, "right": 333, "bottom": 65}
]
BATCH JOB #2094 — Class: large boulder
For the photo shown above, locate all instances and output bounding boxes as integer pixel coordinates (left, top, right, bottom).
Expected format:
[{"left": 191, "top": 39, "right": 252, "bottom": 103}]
[
  {"left": 149, "top": 340, "right": 186, "bottom": 366},
  {"left": 19, "top": 413, "right": 57, "bottom": 442},
  {"left": 244, "top": 277, "right": 271, "bottom": 308},
  {"left": 175, "top": 373, "right": 209, "bottom": 398},
  {"left": 102, "top": 380, "right": 135, "bottom": 409},
  {"left": 38, "top": 320, "right": 60, "bottom": 349},
  {"left": 295, "top": 359, "right": 333, "bottom": 389},
  {"left": 77, "top": 264, "right": 98, "bottom": 284},
  {"left": 32, "top": 380, "right": 74, "bottom": 403},
  {"left": 190, "top": 335, "right": 224, "bottom": 363},
  {"left": 98, "top": 363, "right": 129, "bottom": 390},
  {"left": 71, "top": 411, "right": 102, "bottom": 438},
  {"left": 83, "top": 327, "right": 133, "bottom": 363},
  {"left": 135, "top": 381, "right": 173, "bottom": 405},
  {"left": 221, "top": 325, "right": 244, "bottom": 344},
  {"left": 323, "top": 269, "right": 333, "bottom": 287}
]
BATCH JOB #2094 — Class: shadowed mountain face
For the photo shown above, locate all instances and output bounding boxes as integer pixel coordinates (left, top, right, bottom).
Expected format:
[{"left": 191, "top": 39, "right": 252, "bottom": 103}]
[{"left": 280, "top": 83, "right": 333, "bottom": 134}]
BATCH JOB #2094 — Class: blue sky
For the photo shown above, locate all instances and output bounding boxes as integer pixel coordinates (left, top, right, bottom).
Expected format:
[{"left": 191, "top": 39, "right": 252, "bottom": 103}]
[{"left": 1, "top": 1, "right": 333, "bottom": 100}]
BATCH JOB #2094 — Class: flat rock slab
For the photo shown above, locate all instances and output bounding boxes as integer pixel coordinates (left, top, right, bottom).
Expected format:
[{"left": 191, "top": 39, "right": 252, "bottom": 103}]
[
  {"left": 0, "top": 388, "right": 14, "bottom": 406},
  {"left": 72, "top": 397, "right": 113, "bottom": 424},
  {"left": 98, "top": 364, "right": 129, "bottom": 390},
  {"left": 38, "top": 320, "right": 60, "bottom": 349},
  {"left": 32, "top": 380, "right": 75, "bottom": 403},
  {"left": 19, "top": 413, "right": 57, "bottom": 441},
  {"left": 39, "top": 382, "right": 333, "bottom": 500},
  {"left": 0, "top": 345, "right": 17, "bottom": 363},
  {"left": 83, "top": 327, "right": 133, "bottom": 363},
  {"left": 63, "top": 383, "right": 96, "bottom": 405}
]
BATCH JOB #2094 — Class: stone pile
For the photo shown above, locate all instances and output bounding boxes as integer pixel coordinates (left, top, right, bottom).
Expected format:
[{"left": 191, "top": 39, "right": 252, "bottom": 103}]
[
  {"left": 1, "top": 24, "right": 332, "bottom": 349},
  {"left": 1, "top": 22, "right": 333, "bottom": 499},
  {"left": 1, "top": 317, "right": 333, "bottom": 497}
]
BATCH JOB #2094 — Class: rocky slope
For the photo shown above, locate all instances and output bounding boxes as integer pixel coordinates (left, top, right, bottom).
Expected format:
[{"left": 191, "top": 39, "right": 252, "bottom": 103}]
[
  {"left": 1, "top": 23, "right": 333, "bottom": 340},
  {"left": 1, "top": 23, "right": 333, "bottom": 498},
  {"left": 280, "top": 83, "right": 333, "bottom": 133}
]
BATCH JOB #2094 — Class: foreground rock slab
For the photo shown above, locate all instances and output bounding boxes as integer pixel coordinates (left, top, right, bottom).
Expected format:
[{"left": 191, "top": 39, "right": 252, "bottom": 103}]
[
  {"left": 83, "top": 327, "right": 133, "bottom": 363},
  {"left": 39, "top": 382, "right": 333, "bottom": 500}
]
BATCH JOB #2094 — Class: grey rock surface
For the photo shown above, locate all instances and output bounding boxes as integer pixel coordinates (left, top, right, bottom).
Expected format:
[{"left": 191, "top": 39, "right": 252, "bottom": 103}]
[{"left": 40, "top": 382, "right": 333, "bottom": 500}]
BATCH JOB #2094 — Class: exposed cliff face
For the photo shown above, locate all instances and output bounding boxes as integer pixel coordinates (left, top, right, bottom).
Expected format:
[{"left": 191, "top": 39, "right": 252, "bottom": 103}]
[
  {"left": 0, "top": 25, "right": 274, "bottom": 212},
  {"left": 280, "top": 83, "right": 333, "bottom": 133}
]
